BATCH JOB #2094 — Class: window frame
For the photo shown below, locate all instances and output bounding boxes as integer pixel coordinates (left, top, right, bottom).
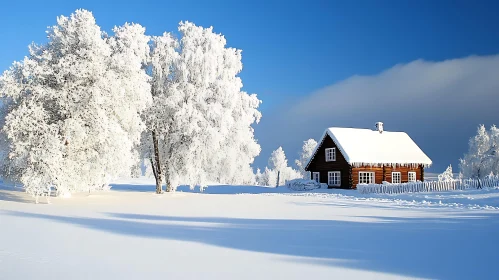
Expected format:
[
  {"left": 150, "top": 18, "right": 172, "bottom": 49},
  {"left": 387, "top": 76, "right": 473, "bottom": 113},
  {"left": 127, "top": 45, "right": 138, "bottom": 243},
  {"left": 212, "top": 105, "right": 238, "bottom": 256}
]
[
  {"left": 391, "top": 172, "right": 401, "bottom": 184},
  {"left": 328, "top": 171, "right": 341, "bottom": 187},
  {"left": 325, "top": 148, "right": 336, "bottom": 162},
  {"left": 408, "top": 171, "right": 417, "bottom": 182},
  {"left": 358, "top": 172, "right": 375, "bottom": 184},
  {"left": 312, "top": 172, "right": 320, "bottom": 183}
]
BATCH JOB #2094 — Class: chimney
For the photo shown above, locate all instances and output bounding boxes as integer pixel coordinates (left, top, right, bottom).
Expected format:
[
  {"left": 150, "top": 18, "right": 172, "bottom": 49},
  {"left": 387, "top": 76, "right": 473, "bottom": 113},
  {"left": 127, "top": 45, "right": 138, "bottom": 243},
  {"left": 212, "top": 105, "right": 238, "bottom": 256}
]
[{"left": 375, "top": 122, "right": 384, "bottom": 133}]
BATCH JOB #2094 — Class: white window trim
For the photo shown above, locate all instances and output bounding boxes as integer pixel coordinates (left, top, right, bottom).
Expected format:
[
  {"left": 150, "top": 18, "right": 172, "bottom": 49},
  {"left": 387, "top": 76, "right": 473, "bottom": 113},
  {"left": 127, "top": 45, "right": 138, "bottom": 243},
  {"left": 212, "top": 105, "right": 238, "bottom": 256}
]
[
  {"left": 358, "top": 172, "right": 375, "bottom": 184},
  {"left": 312, "top": 172, "right": 320, "bottom": 183},
  {"left": 408, "top": 172, "right": 417, "bottom": 182},
  {"left": 328, "top": 171, "right": 341, "bottom": 186},
  {"left": 392, "top": 172, "right": 401, "bottom": 184},
  {"left": 325, "top": 148, "right": 336, "bottom": 162}
]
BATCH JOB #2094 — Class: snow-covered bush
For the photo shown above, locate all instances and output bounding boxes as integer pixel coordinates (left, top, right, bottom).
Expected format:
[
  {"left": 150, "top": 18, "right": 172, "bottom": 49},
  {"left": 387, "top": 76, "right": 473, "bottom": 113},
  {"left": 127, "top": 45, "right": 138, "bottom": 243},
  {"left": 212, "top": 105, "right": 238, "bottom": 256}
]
[
  {"left": 438, "top": 165, "right": 454, "bottom": 182},
  {"left": 257, "top": 147, "right": 301, "bottom": 186},
  {"left": 460, "top": 124, "right": 499, "bottom": 179},
  {"left": 295, "top": 138, "right": 318, "bottom": 179},
  {"left": 286, "top": 179, "right": 321, "bottom": 191},
  {"left": 0, "top": 10, "right": 151, "bottom": 197}
]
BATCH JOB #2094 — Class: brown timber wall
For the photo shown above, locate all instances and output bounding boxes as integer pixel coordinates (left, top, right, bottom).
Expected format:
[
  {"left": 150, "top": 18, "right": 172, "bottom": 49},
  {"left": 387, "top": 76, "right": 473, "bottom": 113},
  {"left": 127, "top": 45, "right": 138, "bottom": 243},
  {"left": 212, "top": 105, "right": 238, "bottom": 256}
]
[
  {"left": 352, "top": 165, "right": 423, "bottom": 189},
  {"left": 352, "top": 167, "right": 384, "bottom": 187},
  {"left": 384, "top": 166, "right": 422, "bottom": 183}
]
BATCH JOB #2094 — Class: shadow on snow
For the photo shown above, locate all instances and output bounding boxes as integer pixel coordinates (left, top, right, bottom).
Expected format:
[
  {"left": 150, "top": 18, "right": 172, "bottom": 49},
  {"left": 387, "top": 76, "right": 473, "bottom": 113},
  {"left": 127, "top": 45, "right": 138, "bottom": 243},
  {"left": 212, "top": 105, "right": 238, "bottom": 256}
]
[
  {"left": 0, "top": 184, "right": 32, "bottom": 204},
  {"left": 6, "top": 210, "right": 499, "bottom": 279}
]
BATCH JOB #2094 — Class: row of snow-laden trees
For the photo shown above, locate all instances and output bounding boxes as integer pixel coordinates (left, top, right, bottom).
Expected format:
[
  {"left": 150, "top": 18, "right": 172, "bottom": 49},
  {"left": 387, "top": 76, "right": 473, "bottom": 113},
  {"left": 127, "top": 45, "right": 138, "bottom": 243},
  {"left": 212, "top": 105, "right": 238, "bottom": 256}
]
[
  {"left": 0, "top": 9, "right": 319, "bottom": 196},
  {"left": 256, "top": 139, "right": 318, "bottom": 187},
  {"left": 0, "top": 9, "right": 265, "bottom": 196},
  {"left": 436, "top": 124, "right": 499, "bottom": 183}
]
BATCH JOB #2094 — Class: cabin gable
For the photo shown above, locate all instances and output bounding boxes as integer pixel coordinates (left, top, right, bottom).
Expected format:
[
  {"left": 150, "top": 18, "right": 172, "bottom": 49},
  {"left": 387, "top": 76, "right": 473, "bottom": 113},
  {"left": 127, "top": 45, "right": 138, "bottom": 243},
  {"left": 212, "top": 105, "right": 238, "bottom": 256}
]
[{"left": 306, "top": 134, "right": 352, "bottom": 189}]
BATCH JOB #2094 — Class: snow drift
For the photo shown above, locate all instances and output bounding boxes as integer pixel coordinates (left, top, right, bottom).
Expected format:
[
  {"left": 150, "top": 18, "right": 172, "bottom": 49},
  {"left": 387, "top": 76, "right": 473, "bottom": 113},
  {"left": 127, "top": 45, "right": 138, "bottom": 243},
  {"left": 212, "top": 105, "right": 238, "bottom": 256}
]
[{"left": 286, "top": 179, "right": 324, "bottom": 191}]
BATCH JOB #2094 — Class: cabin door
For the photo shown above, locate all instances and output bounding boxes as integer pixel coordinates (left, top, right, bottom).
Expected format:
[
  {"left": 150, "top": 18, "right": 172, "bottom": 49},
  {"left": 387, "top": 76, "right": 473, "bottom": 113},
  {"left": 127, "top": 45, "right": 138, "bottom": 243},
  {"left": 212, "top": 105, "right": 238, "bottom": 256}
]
[{"left": 312, "top": 172, "right": 320, "bottom": 183}]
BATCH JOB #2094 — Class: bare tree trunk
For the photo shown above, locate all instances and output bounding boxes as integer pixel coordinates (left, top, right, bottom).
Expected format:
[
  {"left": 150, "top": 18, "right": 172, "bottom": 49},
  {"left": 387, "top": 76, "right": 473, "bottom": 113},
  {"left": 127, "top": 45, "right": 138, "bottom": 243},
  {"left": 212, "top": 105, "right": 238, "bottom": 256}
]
[
  {"left": 477, "top": 167, "right": 482, "bottom": 189},
  {"left": 164, "top": 144, "right": 175, "bottom": 192},
  {"left": 165, "top": 175, "right": 173, "bottom": 192},
  {"left": 152, "top": 130, "right": 163, "bottom": 194}
]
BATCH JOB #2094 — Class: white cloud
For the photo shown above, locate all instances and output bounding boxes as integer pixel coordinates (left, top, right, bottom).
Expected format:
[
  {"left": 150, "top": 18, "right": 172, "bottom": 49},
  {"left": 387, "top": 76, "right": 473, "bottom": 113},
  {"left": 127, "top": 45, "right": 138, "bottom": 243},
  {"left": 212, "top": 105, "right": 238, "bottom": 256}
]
[{"left": 255, "top": 55, "right": 499, "bottom": 173}]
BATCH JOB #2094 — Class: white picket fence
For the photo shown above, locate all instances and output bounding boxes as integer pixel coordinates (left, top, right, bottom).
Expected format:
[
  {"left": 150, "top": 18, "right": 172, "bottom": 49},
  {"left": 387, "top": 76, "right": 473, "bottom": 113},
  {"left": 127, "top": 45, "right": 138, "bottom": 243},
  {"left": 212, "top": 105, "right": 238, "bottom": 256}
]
[{"left": 357, "top": 177, "right": 499, "bottom": 195}]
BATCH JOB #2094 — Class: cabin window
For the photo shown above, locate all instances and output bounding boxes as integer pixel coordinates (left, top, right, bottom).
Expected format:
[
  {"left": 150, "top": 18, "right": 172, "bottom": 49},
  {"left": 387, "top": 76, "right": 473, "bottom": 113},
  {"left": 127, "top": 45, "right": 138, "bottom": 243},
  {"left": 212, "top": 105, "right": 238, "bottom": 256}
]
[
  {"left": 328, "top": 171, "right": 341, "bottom": 186},
  {"left": 359, "top": 172, "right": 375, "bottom": 184},
  {"left": 392, "top": 172, "right": 401, "bottom": 184},
  {"left": 325, "top": 148, "right": 336, "bottom": 162},
  {"left": 408, "top": 172, "right": 417, "bottom": 182},
  {"left": 312, "top": 172, "right": 320, "bottom": 183}
]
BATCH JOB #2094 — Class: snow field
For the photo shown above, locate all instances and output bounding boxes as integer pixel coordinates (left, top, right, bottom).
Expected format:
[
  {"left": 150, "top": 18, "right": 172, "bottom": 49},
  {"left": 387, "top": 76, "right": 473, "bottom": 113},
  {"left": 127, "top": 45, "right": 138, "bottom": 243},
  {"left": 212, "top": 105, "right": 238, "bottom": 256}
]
[{"left": 1, "top": 177, "right": 499, "bottom": 279}]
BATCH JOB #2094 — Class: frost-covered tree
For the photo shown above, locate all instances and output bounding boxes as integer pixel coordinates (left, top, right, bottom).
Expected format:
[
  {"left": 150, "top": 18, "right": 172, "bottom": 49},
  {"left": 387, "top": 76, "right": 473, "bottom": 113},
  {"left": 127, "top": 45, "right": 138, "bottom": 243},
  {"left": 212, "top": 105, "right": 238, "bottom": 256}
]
[
  {"left": 459, "top": 124, "right": 499, "bottom": 180},
  {"left": 438, "top": 165, "right": 454, "bottom": 182},
  {"left": 295, "top": 138, "right": 317, "bottom": 179},
  {"left": 258, "top": 147, "right": 300, "bottom": 186},
  {"left": 269, "top": 147, "right": 288, "bottom": 172},
  {"left": 0, "top": 10, "right": 151, "bottom": 197},
  {"left": 143, "top": 22, "right": 261, "bottom": 192},
  {"left": 141, "top": 32, "right": 178, "bottom": 193},
  {"left": 255, "top": 168, "right": 266, "bottom": 185}
]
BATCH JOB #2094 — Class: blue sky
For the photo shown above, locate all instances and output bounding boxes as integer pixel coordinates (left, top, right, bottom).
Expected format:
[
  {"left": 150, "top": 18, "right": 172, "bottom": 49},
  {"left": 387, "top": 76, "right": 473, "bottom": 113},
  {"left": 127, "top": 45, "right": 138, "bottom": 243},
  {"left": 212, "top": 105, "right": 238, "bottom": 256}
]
[{"left": 1, "top": 0, "right": 499, "bottom": 173}]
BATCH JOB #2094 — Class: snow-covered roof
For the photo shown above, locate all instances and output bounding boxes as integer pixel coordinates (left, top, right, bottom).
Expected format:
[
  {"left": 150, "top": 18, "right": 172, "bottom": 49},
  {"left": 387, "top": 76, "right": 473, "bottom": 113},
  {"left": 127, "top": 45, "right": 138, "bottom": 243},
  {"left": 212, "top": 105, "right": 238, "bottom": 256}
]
[{"left": 306, "top": 127, "right": 432, "bottom": 169}]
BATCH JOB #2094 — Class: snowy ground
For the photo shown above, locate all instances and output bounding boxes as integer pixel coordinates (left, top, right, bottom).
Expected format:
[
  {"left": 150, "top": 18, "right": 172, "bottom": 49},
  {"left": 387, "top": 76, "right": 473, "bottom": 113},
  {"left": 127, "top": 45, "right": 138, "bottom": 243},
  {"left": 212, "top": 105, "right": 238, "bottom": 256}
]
[{"left": 1, "top": 177, "right": 499, "bottom": 279}]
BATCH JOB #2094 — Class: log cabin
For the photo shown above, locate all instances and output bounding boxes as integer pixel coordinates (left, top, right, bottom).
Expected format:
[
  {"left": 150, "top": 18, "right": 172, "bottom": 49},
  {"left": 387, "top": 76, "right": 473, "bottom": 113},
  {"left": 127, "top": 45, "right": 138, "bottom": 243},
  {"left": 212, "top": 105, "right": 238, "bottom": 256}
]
[{"left": 305, "top": 122, "right": 432, "bottom": 189}]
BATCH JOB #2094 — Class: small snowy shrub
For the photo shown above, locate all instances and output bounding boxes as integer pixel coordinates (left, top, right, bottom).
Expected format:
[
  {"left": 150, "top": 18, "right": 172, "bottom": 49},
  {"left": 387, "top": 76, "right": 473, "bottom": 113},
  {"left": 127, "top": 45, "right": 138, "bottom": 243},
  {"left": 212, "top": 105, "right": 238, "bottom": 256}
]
[
  {"left": 438, "top": 165, "right": 454, "bottom": 181},
  {"left": 255, "top": 168, "right": 265, "bottom": 185}
]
